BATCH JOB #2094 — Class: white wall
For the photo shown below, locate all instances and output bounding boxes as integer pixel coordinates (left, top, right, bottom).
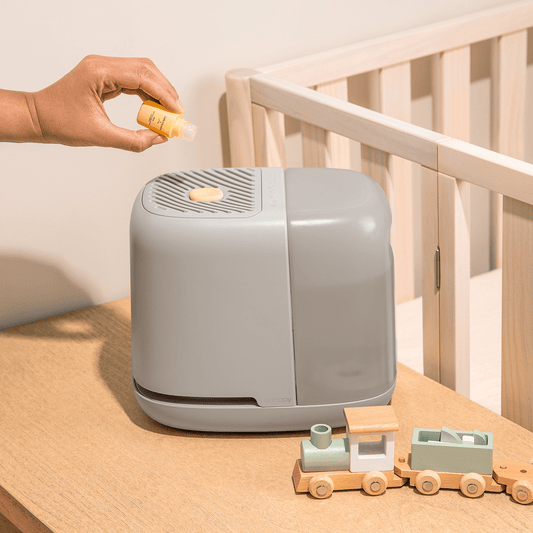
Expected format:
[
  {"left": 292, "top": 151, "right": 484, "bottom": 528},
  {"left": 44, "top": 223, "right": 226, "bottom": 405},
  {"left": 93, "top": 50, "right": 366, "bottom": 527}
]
[{"left": 0, "top": 0, "right": 521, "bottom": 328}]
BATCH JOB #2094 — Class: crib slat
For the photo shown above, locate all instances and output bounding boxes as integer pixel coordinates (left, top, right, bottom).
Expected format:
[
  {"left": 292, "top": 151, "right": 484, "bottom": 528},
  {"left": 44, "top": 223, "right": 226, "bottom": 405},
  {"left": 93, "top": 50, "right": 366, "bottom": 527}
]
[
  {"left": 301, "top": 122, "right": 330, "bottom": 167},
  {"left": 502, "top": 196, "right": 533, "bottom": 432},
  {"left": 383, "top": 63, "right": 414, "bottom": 305},
  {"left": 361, "top": 62, "right": 414, "bottom": 304},
  {"left": 432, "top": 47, "right": 470, "bottom": 141},
  {"left": 438, "top": 172, "right": 470, "bottom": 396},
  {"left": 490, "top": 30, "right": 527, "bottom": 270},
  {"left": 226, "top": 69, "right": 258, "bottom": 167},
  {"left": 316, "top": 79, "right": 350, "bottom": 169},
  {"left": 360, "top": 68, "right": 391, "bottom": 194},
  {"left": 252, "top": 104, "right": 286, "bottom": 168},
  {"left": 361, "top": 147, "right": 391, "bottom": 197},
  {"left": 421, "top": 166, "right": 440, "bottom": 383},
  {"left": 431, "top": 46, "right": 471, "bottom": 397},
  {"left": 301, "top": 79, "right": 350, "bottom": 168}
]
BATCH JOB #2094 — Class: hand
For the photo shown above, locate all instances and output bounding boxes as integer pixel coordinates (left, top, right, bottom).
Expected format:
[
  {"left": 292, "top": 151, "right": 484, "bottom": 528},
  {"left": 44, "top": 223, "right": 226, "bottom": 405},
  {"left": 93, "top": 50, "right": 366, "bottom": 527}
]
[{"left": 29, "top": 55, "right": 184, "bottom": 152}]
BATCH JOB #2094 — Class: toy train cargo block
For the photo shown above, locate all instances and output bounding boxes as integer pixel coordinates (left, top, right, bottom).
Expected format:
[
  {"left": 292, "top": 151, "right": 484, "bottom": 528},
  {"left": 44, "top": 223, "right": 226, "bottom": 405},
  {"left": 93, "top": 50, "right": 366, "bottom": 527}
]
[{"left": 410, "top": 427, "right": 494, "bottom": 475}]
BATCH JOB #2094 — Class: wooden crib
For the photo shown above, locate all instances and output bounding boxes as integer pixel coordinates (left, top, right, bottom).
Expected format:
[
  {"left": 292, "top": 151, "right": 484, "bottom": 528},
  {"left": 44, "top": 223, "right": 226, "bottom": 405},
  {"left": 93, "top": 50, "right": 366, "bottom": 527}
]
[{"left": 225, "top": 1, "right": 533, "bottom": 432}]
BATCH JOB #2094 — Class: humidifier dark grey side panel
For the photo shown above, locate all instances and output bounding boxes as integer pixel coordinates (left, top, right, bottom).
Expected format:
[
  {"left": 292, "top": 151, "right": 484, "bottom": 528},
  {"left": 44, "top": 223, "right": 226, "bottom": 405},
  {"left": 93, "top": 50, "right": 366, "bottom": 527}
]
[
  {"left": 285, "top": 168, "right": 396, "bottom": 408},
  {"left": 130, "top": 167, "right": 396, "bottom": 432}
]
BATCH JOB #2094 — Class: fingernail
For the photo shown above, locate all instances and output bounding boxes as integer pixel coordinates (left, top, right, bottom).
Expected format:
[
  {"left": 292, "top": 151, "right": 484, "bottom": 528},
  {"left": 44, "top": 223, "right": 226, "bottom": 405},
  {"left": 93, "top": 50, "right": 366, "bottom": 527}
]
[
  {"left": 153, "top": 136, "right": 168, "bottom": 145},
  {"left": 176, "top": 99, "right": 185, "bottom": 113}
]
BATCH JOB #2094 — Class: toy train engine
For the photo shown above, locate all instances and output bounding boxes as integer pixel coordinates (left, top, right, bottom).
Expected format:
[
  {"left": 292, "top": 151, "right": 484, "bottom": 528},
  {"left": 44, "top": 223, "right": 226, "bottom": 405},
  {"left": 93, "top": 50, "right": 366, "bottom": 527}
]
[{"left": 293, "top": 406, "right": 407, "bottom": 498}]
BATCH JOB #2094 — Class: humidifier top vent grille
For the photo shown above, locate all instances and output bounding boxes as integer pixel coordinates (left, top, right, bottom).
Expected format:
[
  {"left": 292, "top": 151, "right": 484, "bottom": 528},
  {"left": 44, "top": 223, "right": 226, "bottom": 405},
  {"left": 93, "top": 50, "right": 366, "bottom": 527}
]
[{"left": 142, "top": 168, "right": 262, "bottom": 218}]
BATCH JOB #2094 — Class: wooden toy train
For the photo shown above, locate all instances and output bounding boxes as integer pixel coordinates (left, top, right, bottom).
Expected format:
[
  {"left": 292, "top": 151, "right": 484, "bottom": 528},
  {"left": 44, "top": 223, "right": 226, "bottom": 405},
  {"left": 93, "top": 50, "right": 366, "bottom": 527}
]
[{"left": 292, "top": 405, "right": 533, "bottom": 504}]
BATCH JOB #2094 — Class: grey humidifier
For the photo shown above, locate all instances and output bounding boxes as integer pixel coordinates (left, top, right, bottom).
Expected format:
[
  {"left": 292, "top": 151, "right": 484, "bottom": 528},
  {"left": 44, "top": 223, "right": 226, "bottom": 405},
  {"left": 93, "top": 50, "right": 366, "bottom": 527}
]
[{"left": 130, "top": 167, "right": 396, "bottom": 432}]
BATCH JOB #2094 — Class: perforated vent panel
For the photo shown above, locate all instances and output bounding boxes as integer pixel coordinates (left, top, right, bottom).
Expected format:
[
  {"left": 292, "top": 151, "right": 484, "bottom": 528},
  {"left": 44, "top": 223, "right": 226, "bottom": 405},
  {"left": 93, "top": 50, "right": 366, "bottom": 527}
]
[{"left": 142, "top": 167, "right": 262, "bottom": 217}]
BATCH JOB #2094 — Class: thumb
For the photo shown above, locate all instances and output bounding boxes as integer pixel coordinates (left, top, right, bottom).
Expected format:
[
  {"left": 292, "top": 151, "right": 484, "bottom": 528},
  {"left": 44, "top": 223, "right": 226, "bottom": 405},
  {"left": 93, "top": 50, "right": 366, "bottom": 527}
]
[{"left": 99, "top": 124, "right": 168, "bottom": 152}]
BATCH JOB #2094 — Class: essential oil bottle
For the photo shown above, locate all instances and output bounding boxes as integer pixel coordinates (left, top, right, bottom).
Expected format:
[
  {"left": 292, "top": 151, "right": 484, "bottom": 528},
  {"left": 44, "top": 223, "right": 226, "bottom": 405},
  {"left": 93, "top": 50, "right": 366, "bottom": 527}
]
[{"left": 137, "top": 101, "right": 197, "bottom": 141}]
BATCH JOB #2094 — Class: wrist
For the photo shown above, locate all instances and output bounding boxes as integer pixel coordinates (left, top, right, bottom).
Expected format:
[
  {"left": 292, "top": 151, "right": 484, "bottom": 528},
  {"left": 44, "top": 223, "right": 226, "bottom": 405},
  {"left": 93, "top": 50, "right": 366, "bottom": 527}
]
[{"left": 0, "top": 89, "right": 44, "bottom": 143}]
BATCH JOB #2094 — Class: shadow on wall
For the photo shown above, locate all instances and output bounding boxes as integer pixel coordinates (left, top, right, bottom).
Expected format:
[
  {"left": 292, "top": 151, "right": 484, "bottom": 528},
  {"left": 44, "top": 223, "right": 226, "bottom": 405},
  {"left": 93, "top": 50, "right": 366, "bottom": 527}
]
[{"left": 0, "top": 255, "right": 95, "bottom": 330}]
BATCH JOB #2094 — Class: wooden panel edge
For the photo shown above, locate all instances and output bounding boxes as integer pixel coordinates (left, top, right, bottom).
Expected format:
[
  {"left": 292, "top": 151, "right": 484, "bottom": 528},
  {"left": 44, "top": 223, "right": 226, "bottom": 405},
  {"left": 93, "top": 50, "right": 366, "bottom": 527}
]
[
  {"left": 437, "top": 171, "right": 470, "bottom": 397},
  {"left": 421, "top": 166, "right": 440, "bottom": 383},
  {"left": 0, "top": 484, "right": 53, "bottom": 533},
  {"left": 502, "top": 195, "right": 533, "bottom": 431}
]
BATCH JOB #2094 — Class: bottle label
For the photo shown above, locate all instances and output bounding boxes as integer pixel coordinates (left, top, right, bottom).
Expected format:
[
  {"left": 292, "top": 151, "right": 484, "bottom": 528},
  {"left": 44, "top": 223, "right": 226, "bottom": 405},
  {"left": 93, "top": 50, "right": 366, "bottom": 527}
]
[{"left": 148, "top": 109, "right": 172, "bottom": 136}]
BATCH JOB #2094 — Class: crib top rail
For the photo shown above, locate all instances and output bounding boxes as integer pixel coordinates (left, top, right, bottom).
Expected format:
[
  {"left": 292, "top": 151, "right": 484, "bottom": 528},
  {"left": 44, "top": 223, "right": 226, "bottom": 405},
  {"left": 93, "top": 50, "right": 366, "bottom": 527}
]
[{"left": 248, "top": 72, "right": 533, "bottom": 203}]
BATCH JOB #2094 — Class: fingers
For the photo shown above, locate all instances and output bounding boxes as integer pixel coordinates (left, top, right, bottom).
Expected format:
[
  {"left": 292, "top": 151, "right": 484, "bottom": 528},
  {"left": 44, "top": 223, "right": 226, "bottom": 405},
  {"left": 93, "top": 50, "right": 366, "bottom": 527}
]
[
  {"left": 90, "top": 56, "right": 184, "bottom": 113},
  {"left": 100, "top": 123, "right": 169, "bottom": 152},
  {"left": 101, "top": 88, "right": 155, "bottom": 104}
]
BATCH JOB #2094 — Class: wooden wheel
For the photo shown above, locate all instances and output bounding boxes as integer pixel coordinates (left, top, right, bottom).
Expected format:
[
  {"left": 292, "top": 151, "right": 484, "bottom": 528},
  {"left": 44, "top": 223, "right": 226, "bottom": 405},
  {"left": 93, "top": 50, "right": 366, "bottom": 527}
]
[
  {"left": 362, "top": 471, "right": 388, "bottom": 496},
  {"left": 309, "top": 474, "right": 334, "bottom": 499},
  {"left": 460, "top": 473, "right": 486, "bottom": 498},
  {"left": 415, "top": 470, "right": 441, "bottom": 495},
  {"left": 511, "top": 480, "right": 533, "bottom": 505}
]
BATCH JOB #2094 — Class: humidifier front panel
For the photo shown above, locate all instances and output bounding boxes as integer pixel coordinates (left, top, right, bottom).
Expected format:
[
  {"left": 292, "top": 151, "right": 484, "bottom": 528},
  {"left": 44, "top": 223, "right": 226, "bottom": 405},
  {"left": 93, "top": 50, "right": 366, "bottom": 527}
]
[
  {"left": 285, "top": 168, "right": 396, "bottom": 406},
  {"left": 130, "top": 167, "right": 296, "bottom": 407}
]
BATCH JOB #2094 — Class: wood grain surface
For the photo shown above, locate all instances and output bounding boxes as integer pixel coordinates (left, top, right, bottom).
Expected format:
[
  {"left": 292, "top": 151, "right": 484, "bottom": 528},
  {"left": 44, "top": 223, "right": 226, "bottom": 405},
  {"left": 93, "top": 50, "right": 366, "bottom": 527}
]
[{"left": 1, "top": 298, "right": 532, "bottom": 532}]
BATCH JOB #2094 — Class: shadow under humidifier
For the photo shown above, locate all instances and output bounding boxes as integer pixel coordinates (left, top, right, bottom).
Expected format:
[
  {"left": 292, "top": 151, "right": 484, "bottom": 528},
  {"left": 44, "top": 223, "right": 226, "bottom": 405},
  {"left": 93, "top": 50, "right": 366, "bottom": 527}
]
[{"left": 130, "top": 167, "right": 396, "bottom": 432}]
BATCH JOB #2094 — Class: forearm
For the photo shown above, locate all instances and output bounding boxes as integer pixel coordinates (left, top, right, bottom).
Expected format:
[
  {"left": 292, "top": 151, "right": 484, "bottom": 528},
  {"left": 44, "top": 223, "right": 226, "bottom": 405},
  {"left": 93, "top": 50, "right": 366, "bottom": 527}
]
[{"left": 0, "top": 89, "right": 43, "bottom": 143}]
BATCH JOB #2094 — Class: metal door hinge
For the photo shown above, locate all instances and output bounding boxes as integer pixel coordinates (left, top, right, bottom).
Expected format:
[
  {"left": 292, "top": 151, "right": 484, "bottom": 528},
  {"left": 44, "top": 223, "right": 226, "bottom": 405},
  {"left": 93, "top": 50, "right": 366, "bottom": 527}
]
[{"left": 435, "top": 246, "right": 440, "bottom": 290}]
